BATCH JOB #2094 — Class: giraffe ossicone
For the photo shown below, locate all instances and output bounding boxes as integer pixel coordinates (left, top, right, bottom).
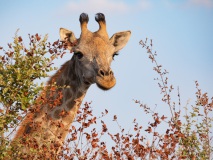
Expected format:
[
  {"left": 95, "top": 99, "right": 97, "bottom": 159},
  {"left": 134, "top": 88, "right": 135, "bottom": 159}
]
[{"left": 13, "top": 12, "right": 131, "bottom": 154}]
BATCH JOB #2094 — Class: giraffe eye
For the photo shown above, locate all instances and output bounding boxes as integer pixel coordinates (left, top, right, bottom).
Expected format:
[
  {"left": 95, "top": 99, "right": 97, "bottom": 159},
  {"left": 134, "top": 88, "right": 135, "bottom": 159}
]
[{"left": 74, "top": 52, "right": 83, "bottom": 59}]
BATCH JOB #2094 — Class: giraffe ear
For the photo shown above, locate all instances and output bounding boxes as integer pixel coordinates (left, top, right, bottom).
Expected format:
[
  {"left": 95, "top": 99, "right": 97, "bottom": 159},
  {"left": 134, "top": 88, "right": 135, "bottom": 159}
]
[
  {"left": 109, "top": 31, "right": 131, "bottom": 52},
  {"left": 59, "top": 28, "right": 77, "bottom": 50}
]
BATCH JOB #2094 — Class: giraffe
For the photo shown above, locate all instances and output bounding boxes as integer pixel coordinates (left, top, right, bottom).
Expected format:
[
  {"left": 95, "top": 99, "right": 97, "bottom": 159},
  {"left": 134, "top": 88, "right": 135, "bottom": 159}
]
[{"left": 12, "top": 13, "right": 131, "bottom": 156}]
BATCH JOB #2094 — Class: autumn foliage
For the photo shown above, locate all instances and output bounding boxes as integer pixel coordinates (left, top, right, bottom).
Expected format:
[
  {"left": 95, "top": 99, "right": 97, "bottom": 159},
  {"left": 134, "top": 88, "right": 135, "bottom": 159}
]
[{"left": 0, "top": 34, "right": 212, "bottom": 159}]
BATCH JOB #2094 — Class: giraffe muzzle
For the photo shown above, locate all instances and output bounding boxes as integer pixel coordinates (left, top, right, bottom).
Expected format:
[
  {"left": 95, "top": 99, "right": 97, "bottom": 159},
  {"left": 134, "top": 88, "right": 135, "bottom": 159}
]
[{"left": 96, "top": 69, "right": 116, "bottom": 90}]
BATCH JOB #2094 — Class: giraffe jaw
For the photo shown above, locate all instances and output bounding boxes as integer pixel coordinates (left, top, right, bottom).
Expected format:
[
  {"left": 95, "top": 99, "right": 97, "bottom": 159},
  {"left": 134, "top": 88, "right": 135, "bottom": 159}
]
[
  {"left": 96, "top": 75, "right": 116, "bottom": 90},
  {"left": 83, "top": 76, "right": 95, "bottom": 86}
]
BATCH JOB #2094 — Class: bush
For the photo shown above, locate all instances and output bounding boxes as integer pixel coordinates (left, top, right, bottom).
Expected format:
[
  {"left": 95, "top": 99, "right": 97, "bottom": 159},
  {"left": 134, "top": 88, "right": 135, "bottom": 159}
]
[
  {"left": 0, "top": 34, "right": 212, "bottom": 159},
  {"left": 0, "top": 32, "right": 65, "bottom": 159}
]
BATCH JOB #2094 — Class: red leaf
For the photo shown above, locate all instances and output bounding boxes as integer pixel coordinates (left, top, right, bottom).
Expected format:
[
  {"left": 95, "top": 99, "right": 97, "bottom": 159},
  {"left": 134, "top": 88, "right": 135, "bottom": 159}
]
[
  {"left": 35, "top": 33, "right": 41, "bottom": 41},
  {"left": 49, "top": 49, "right": 54, "bottom": 54},
  {"left": 145, "top": 127, "right": 152, "bottom": 133},
  {"left": 18, "top": 36, "right": 22, "bottom": 42},
  {"left": 161, "top": 115, "right": 167, "bottom": 120},
  {"left": 113, "top": 115, "right": 117, "bottom": 121},
  {"left": 17, "top": 116, "right": 22, "bottom": 120}
]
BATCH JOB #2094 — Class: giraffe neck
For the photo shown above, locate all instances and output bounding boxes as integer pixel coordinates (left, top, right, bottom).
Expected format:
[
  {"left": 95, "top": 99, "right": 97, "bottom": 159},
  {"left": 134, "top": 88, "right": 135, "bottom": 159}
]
[{"left": 13, "top": 57, "right": 91, "bottom": 145}]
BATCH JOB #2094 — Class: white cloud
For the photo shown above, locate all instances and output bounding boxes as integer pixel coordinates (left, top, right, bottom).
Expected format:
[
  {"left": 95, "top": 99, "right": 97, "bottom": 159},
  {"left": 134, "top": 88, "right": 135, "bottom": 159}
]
[
  {"left": 136, "top": 0, "right": 152, "bottom": 10},
  {"left": 160, "top": 0, "right": 213, "bottom": 9},
  {"left": 66, "top": 0, "right": 128, "bottom": 13},
  {"left": 59, "top": 0, "right": 151, "bottom": 15},
  {"left": 188, "top": 0, "right": 213, "bottom": 8}
]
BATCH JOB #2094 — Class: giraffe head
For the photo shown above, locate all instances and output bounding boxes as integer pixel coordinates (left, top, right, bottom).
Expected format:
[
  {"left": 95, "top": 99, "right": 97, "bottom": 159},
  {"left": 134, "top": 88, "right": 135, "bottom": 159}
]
[{"left": 59, "top": 13, "right": 131, "bottom": 90}]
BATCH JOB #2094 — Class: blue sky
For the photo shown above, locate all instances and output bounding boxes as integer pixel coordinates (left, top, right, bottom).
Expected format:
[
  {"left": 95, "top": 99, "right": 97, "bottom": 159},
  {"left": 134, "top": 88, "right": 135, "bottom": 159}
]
[{"left": 0, "top": 0, "right": 213, "bottom": 139}]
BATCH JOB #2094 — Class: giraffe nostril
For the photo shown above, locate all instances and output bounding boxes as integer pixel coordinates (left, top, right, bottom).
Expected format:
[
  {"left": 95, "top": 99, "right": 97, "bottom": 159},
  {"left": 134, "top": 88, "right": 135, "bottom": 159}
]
[
  {"left": 99, "top": 70, "right": 105, "bottom": 77},
  {"left": 98, "top": 69, "right": 113, "bottom": 77}
]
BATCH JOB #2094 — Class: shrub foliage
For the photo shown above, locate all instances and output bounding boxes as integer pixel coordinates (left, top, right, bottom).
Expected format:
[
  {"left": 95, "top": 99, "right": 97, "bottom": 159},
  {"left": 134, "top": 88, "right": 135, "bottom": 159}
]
[{"left": 0, "top": 34, "right": 212, "bottom": 159}]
